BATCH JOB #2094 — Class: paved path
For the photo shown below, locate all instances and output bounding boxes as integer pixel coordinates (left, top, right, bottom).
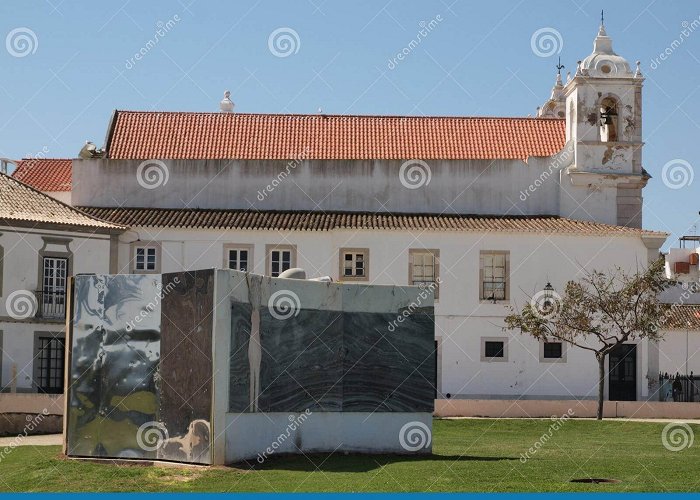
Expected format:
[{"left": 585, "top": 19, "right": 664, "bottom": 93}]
[{"left": 0, "top": 433, "right": 62, "bottom": 446}]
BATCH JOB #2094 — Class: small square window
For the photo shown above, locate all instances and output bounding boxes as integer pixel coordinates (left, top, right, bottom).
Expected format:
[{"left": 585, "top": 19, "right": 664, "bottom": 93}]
[
  {"left": 226, "top": 246, "right": 251, "bottom": 272},
  {"left": 340, "top": 249, "right": 368, "bottom": 280},
  {"left": 484, "top": 341, "right": 504, "bottom": 358},
  {"left": 134, "top": 246, "right": 158, "bottom": 272},
  {"left": 543, "top": 342, "right": 563, "bottom": 359},
  {"left": 266, "top": 245, "right": 296, "bottom": 277}
]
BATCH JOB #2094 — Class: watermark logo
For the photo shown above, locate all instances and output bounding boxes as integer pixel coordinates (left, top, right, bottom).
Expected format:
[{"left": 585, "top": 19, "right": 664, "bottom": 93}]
[
  {"left": 6, "top": 28, "right": 38, "bottom": 57},
  {"left": 530, "top": 27, "right": 563, "bottom": 58},
  {"left": 268, "top": 289, "right": 301, "bottom": 320},
  {"left": 650, "top": 18, "right": 700, "bottom": 70},
  {"left": 256, "top": 410, "right": 312, "bottom": 463},
  {"left": 530, "top": 289, "right": 563, "bottom": 320},
  {"left": 125, "top": 277, "right": 180, "bottom": 332},
  {"left": 520, "top": 409, "right": 574, "bottom": 462},
  {"left": 0, "top": 409, "right": 49, "bottom": 463},
  {"left": 388, "top": 279, "right": 440, "bottom": 332},
  {"left": 399, "top": 421, "right": 431, "bottom": 452},
  {"left": 387, "top": 14, "right": 443, "bottom": 70},
  {"left": 5, "top": 290, "right": 38, "bottom": 320},
  {"left": 256, "top": 147, "right": 310, "bottom": 201},
  {"left": 662, "top": 422, "right": 694, "bottom": 452},
  {"left": 661, "top": 159, "right": 693, "bottom": 190},
  {"left": 136, "top": 421, "right": 169, "bottom": 452},
  {"left": 125, "top": 15, "right": 181, "bottom": 69},
  {"left": 136, "top": 160, "right": 170, "bottom": 189},
  {"left": 268, "top": 27, "right": 300, "bottom": 58},
  {"left": 399, "top": 159, "right": 431, "bottom": 189}
]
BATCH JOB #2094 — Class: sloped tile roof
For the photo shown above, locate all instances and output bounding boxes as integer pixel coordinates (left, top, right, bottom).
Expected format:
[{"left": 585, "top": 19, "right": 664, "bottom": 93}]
[
  {"left": 77, "top": 207, "right": 666, "bottom": 236},
  {"left": 0, "top": 174, "right": 124, "bottom": 230},
  {"left": 106, "top": 111, "right": 566, "bottom": 161},
  {"left": 11, "top": 158, "right": 72, "bottom": 192},
  {"left": 660, "top": 305, "right": 700, "bottom": 330}
]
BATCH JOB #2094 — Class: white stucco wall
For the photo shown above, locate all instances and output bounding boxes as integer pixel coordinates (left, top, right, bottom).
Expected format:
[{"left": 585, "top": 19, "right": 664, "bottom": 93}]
[
  {"left": 0, "top": 225, "right": 112, "bottom": 391},
  {"left": 71, "top": 156, "right": 569, "bottom": 216},
  {"left": 116, "top": 226, "right": 659, "bottom": 400},
  {"left": 658, "top": 330, "right": 700, "bottom": 376}
]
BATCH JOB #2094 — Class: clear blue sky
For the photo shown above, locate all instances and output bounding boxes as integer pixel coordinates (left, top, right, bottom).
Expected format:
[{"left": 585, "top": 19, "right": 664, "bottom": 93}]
[{"left": 1, "top": 0, "right": 698, "bottom": 246}]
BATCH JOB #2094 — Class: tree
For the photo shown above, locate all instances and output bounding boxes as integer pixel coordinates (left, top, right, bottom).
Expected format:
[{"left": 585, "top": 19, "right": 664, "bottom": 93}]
[{"left": 503, "top": 258, "right": 673, "bottom": 420}]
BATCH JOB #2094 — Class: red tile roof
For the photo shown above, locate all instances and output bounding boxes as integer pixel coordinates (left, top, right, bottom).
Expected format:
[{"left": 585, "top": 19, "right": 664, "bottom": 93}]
[
  {"left": 77, "top": 207, "right": 666, "bottom": 236},
  {"left": 106, "top": 111, "right": 566, "bottom": 161},
  {"left": 659, "top": 305, "right": 700, "bottom": 330},
  {"left": 11, "top": 159, "right": 72, "bottom": 192}
]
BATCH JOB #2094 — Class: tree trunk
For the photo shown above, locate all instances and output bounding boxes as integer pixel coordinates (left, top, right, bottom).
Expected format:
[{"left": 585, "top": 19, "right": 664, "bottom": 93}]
[{"left": 596, "top": 353, "right": 606, "bottom": 420}]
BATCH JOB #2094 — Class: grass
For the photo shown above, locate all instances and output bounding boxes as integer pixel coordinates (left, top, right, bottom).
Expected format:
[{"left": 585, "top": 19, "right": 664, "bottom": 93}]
[{"left": 0, "top": 419, "right": 698, "bottom": 492}]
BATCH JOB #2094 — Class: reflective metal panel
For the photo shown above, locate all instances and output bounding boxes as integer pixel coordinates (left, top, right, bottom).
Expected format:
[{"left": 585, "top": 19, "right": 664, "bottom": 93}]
[{"left": 66, "top": 274, "right": 162, "bottom": 459}]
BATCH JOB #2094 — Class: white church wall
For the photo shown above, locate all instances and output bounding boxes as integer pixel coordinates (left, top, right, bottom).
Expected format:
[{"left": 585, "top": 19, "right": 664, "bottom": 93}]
[
  {"left": 113, "top": 226, "right": 657, "bottom": 400},
  {"left": 72, "top": 156, "right": 565, "bottom": 216}
]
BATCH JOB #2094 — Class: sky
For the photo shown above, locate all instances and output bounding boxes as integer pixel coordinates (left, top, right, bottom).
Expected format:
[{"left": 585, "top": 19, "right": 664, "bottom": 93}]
[{"left": 1, "top": 0, "right": 699, "bottom": 248}]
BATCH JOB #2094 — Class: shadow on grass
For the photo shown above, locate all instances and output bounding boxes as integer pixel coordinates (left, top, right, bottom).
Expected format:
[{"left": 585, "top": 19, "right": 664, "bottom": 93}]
[{"left": 237, "top": 453, "right": 518, "bottom": 472}]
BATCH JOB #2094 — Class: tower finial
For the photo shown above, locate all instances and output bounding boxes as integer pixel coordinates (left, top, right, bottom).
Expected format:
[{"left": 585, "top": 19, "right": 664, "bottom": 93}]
[
  {"left": 556, "top": 56, "right": 564, "bottom": 76},
  {"left": 601, "top": 9, "right": 604, "bottom": 26}
]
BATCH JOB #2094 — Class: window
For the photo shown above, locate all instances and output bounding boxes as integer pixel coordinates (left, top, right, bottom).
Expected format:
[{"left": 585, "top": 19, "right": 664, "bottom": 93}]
[
  {"left": 41, "top": 257, "right": 67, "bottom": 318},
  {"left": 339, "top": 248, "right": 369, "bottom": 281},
  {"left": 540, "top": 340, "right": 566, "bottom": 363},
  {"left": 224, "top": 244, "right": 253, "bottom": 272},
  {"left": 543, "top": 342, "right": 562, "bottom": 359},
  {"left": 480, "top": 251, "right": 509, "bottom": 302},
  {"left": 409, "top": 249, "right": 439, "bottom": 298},
  {"left": 485, "top": 341, "right": 504, "bottom": 358},
  {"left": 35, "top": 335, "right": 65, "bottom": 394},
  {"left": 266, "top": 245, "right": 296, "bottom": 277},
  {"left": 131, "top": 243, "right": 161, "bottom": 273},
  {"left": 481, "top": 337, "right": 508, "bottom": 362}
]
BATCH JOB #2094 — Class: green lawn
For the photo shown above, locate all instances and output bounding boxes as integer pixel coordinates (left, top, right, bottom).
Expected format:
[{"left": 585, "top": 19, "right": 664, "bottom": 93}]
[{"left": 1, "top": 419, "right": 698, "bottom": 492}]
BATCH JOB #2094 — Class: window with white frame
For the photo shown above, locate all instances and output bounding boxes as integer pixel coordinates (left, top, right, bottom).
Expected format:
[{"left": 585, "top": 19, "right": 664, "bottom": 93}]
[
  {"left": 480, "top": 251, "right": 509, "bottom": 301},
  {"left": 409, "top": 249, "right": 439, "bottom": 298},
  {"left": 133, "top": 245, "right": 158, "bottom": 272},
  {"left": 340, "top": 248, "right": 368, "bottom": 280},
  {"left": 266, "top": 245, "right": 296, "bottom": 277},
  {"left": 225, "top": 246, "right": 251, "bottom": 272}
]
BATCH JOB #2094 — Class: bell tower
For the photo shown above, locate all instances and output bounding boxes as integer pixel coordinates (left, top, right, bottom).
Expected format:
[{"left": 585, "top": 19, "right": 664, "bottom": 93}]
[{"left": 559, "top": 18, "right": 647, "bottom": 228}]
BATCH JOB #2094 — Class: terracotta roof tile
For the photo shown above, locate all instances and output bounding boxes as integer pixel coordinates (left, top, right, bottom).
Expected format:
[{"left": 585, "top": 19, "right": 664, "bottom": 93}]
[
  {"left": 660, "top": 305, "right": 700, "bottom": 330},
  {"left": 107, "top": 111, "right": 566, "bottom": 161},
  {"left": 77, "top": 207, "right": 665, "bottom": 236},
  {"left": 11, "top": 158, "right": 72, "bottom": 192},
  {"left": 0, "top": 174, "right": 123, "bottom": 230}
]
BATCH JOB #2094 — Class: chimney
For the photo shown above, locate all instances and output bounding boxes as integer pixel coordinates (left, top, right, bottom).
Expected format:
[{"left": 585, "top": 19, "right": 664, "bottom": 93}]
[{"left": 220, "top": 90, "right": 234, "bottom": 113}]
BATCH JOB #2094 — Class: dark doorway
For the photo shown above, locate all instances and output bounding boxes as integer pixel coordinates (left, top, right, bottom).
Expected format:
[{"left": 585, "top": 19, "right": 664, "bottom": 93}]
[{"left": 609, "top": 344, "right": 637, "bottom": 401}]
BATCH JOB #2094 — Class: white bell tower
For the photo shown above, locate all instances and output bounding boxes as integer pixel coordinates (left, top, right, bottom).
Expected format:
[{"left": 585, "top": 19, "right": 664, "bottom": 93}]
[{"left": 560, "top": 17, "right": 647, "bottom": 228}]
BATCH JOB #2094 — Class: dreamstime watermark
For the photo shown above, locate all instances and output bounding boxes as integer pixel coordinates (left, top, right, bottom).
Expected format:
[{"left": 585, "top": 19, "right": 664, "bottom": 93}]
[
  {"left": 0, "top": 409, "right": 49, "bottom": 462},
  {"left": 268, "top": 289, "right": 301, "bottom": 320},
  {"left": 519, "top": 143, "right": 574, "bottom": 201},
  {"left": 530, "top": 289, "right": 563, "bottom": 320},
  {"left": 530, "top": 27, "right": 563, "bottom": 58},
  {"left": 519, "top": 409, "right": 574, "bottom": 463},
  {"left": 268, "top": 27, "right": 300, "bottom": 58},
  {"left": 386, "top": 15, "right": 443, "bottom": 70},
  {"left": 256, "top": 147, "right": 310, "bottom": 201},
  {"left": 399, "top": 159, "right": 432, "bottom": 189},
  {"left": 5, "top": 290, "right": 38, "bottom": 320},
  {"left": 125, "top": 16, "right": 181, "bottom": 69},
  {"left": 256, "top": 409, "right": 312, "bottom": 463},
  {"left": 125, "top": 277, "right": 180, "bottom": 332},
  {"left": 136, "top": 420, "right": 169, "bottom": 452},
  {"left": 661, "top": 159, "right": 693, "bottom": 190},
  {"left": 399, "top": 421, "right": 431, "bottom": 452},
  {"left": 650, "top": 17, "right": 700, "bottom": 70},
  {"left": 136, "top": 159, "right": 170, "bottom": 189},
  {"left": 387, "top": 279, "right": 440, "bottom": 332},
  {"left": 662, "top": 422, "right": 694, "bottom": 452},
  {"left": 6, "top": 27, "right": 38, "bottom": 58}
]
